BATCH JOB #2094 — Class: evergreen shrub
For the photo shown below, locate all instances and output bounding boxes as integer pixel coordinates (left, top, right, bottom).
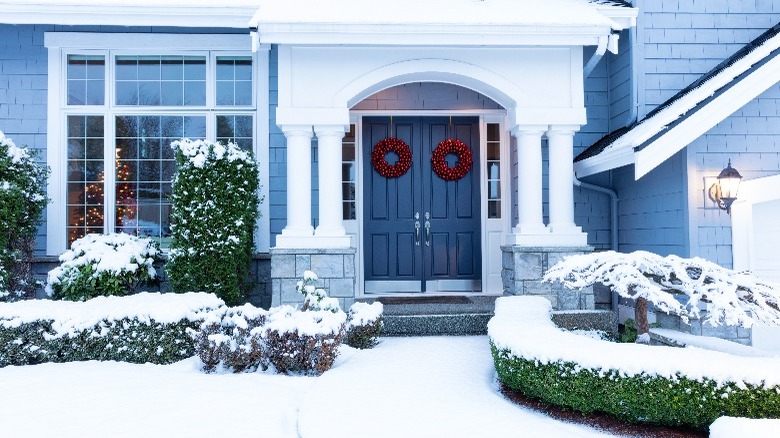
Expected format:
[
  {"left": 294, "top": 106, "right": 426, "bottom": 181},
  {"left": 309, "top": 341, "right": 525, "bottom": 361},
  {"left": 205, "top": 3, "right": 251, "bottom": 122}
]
[
  {"left": 346, "top": 301, "right": 383, "bottom": 349},
  {"left": 166, "top": 139, "right": 259, "bottom": 306},
  {"left": 492, "top": 344, "right": 780, "bottom": 430},
  {"left": 46, "top": 233, "right": 161, "bottom": 301},
  {"left": 188, "top": 304, "right": 267, "bottom": 373},
  {"left": 0, "top": 131, "right": 48, "bottom": 301}
]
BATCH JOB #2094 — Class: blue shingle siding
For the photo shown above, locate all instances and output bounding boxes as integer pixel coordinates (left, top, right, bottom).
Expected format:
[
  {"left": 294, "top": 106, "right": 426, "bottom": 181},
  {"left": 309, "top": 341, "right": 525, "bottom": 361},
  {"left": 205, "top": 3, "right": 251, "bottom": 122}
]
[{"left": 612, "top": 150, "right": 688, "bottom": 256}]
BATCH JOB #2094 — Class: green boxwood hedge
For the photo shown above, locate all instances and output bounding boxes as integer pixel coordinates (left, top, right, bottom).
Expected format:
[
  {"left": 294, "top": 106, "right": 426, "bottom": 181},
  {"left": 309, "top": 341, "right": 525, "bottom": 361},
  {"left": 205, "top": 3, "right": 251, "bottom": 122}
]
[
  {"left": 0, "top": 317, "right": 198, "bottom": 367},
  {"left": 491, "top": 344, "right": 780, "bottom": 430}
]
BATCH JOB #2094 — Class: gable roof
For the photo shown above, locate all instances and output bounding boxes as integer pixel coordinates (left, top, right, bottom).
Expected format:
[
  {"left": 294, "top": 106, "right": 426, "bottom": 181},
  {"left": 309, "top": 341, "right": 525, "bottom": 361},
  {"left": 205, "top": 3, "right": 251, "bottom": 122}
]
[
  {"left": 250, "top": 0, "right": 637, "bottom": 46},
  {"left": 575, "top": 22, "right": 780, "bottom": 179}
]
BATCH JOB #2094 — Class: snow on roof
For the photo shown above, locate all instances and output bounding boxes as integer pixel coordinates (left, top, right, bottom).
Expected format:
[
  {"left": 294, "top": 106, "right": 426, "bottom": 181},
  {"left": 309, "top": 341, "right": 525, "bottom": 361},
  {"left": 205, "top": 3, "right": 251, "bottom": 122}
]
[
  {"left": 576, "top": 23, "right": 780, "bottom": 172},
  {"left": 0, "top": 0, "right": 260, "bottom": 28},
  {"left": 250, "top": 0, "right": 630, "bottom": 29}
]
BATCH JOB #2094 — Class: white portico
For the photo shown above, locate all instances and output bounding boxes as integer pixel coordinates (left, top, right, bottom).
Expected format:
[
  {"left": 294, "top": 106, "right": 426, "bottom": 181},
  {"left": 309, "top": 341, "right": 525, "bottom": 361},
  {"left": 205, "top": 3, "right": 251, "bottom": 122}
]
[{"left": 252, "top": 0, "right": 637, "bottom": 306}]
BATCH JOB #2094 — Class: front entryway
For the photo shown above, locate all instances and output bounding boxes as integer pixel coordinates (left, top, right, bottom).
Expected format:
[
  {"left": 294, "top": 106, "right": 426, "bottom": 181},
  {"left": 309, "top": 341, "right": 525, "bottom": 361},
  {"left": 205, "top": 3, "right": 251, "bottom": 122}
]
[{"left": 363, "top": 116, "right": 481, "bottom": 293}]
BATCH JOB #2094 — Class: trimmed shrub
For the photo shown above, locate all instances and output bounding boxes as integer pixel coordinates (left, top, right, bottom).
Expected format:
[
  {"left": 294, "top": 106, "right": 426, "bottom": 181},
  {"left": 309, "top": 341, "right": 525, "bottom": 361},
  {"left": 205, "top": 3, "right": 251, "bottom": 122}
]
[
  {"left": 489, "top": 296, "right": 780, "bottom": 430},
  {"left": 166, "top": 139, "right": 260, "bottom": 306},
  {"left": 492, "top": 346, "right": 780, "bottom": 430},
  {"left": 188, "top": 304, "right": 267, "bottom": 373},
  {"left": 263, "top": 306, "right": 346, "bottom": 375},
  {"left": 0, "top": 292, "right": 223, "bottom": 367},
  {"left": 346, "top": 301, "right": 383, "bottom": 349},
  {"left": 0, "top": 131, "right": 48, "bottom": 301},
  {"left": 46, "top": 233, "right": 161, "bottom": 301}
]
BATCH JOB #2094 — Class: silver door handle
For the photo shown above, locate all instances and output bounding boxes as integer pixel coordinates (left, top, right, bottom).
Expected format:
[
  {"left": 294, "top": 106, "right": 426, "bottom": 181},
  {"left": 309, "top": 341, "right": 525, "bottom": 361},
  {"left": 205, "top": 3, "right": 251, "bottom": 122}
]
[
  {"left": 424, "top": 217, "right": 431, "bottom": 247},
  {"left": 414, "top": 212, "right": 420, "bottom": 246}
]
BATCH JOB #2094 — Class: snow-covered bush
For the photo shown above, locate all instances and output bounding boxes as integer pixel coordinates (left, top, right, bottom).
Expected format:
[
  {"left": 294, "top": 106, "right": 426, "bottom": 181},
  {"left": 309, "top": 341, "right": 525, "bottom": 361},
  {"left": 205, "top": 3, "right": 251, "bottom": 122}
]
[
  {"left": 46, "top": 233, "right": 161, "bottom": 301},
  {"left": 166, "top": 139, "right": 260, "bottom": 306},
  {"left": 489, "top": 296, "right": 780, "bottom": 430},
  {"left": 545, "top": 250, "right": 780, "bottom": 342},
  {"left": 346, "top": 301, "right": 383, "bottom": 349},
  {"left": 263, "top": 305, "right": 346, "bottom": 375},
  {"left": 0, "top": 292, "right": 222, "bottom": 367},
  {"left": 0, "top": 131, "right": 48, "bottom": 301},
  {"left": 188, "top": 304, "right": 267, "bottom": 373},
  {"left": 297, "top": 270, "right": 341, "bottom": 312}
]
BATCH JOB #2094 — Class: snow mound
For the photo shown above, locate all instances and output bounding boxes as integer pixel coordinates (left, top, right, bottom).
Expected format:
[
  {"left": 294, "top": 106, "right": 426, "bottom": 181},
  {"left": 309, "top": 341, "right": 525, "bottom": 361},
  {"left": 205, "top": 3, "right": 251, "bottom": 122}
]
[
  {"left": 0, "top": 292, "right": 224, "bottom": 335},
  {"left": 264, "top": 305, "right": 347, "bottom": 337},
  {"left": 348, "top": 301, "right": 383, "bottom": 328},
  {"left": 710, "top": 416, "right": 780, "bottom": 438},
  {"left": 488, "top": 296, "right": 780, "bottom": 388}
]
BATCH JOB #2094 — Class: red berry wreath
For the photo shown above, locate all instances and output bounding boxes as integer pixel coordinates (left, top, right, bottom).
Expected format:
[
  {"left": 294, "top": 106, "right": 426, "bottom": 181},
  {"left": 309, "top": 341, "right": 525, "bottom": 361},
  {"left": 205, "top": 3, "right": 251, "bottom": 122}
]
[
  {"left": 431, "top": 139, "right": 473, "bottom": 181},
  {"left": 371, "top": 137, "right": 412, "bottom": 179}
]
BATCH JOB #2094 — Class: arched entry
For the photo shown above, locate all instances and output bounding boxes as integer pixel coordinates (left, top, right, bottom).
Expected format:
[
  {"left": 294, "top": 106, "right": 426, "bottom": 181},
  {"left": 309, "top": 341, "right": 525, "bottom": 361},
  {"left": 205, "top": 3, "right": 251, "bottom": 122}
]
[{"left": 362, "top": 115, "right": 482, "bottom": 293}]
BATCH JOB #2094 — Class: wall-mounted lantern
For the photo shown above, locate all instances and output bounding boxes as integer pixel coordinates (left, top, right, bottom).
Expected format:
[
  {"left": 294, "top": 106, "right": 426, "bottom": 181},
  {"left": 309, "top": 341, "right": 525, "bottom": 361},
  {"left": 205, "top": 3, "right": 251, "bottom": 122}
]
[{"left": 708, "top": 160, "right": 742, "bottom": 214}]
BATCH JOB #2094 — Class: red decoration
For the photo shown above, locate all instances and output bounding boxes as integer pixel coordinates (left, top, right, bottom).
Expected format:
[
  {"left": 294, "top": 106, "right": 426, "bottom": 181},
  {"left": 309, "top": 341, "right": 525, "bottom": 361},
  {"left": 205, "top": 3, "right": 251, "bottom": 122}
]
[
  {"left": 371, "top": 137, "right": 412, "bottom": 179},
  {"left": 431, "top": 139, "right": 473, "bottom": 181}
]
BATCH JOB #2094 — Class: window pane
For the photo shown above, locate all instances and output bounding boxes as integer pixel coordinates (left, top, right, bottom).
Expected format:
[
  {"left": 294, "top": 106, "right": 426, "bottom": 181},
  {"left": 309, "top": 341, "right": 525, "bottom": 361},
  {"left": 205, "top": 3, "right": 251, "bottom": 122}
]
[
  {"left": 115, "top": 55, "right": 205, "bottom": 107},
  {"left": 67, "top": 115, "right": 105, "bottom": 247},
  {"left": 216, "top": 115, "right": 253, "bottom": 150},
  {"left": 341, "top": 124, "right": 356, "bottom": 220},
  {"left": 487, "top": 123, "right": 501, "bottom": 218},
  {"left": 115, "top": 115, "right": 205, "bottom": 247},
  {"left": 67, "top": 55, "right": 105, "bottom": 106},
  {"left": 216, "top": 56, "right": 253, "bottom": 106}
]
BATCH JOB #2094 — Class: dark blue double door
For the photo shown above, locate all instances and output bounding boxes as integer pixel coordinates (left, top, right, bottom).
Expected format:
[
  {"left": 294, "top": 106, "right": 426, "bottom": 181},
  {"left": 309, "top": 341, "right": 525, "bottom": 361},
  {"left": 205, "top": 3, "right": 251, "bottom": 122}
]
[{"left": 363, "top": 117, "right": 482, "bottom": 293}]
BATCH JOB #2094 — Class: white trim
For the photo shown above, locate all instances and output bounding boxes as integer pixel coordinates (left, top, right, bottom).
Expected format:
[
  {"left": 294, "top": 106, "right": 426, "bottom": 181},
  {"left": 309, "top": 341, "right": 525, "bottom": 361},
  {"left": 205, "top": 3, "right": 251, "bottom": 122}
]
[
  {"left": 732, "top": 174, "right": 780, "bottom": 273},
  {"left": 45, "top": 33, "right": 250, "bottom": 51},
  {"left": 573, "top": 144, "right": 634, "bottom": 178},
  {"left": 255, "top": 46, "right": 271, "bottom": 253},
  {"left": 45, "top": 47, "right": 65, "bottom": 256},
  {"left": 2, "top": 2, "right": 257, "bottom": 28}
]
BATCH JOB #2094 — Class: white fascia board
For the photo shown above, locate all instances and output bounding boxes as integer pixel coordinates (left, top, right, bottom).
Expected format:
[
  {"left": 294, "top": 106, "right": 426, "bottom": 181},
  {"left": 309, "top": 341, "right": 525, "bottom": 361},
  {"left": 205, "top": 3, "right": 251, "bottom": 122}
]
[
  {"left": 44, "top": 32, "right": 250, "bottom": 50},
  {"left": 594, "top": 6, "right": 638, "bottom": 29},
  {"left": 635, "top": 52, "right": 780, "bottom": 180},
  {"left": 0, "top": 3, "right": 256, "bottom": 28},
  {"left": 255, "top": 24, "right": 612, "bottom": 46},
  {"left": 573, "top": 146, "right": 634, "bottom": 178}
]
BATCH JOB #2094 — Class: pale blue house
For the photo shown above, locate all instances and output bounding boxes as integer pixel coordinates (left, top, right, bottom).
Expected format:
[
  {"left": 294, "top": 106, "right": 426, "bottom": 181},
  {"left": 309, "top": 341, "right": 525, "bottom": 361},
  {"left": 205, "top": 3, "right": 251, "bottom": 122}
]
[{"left": 0, "top": 0, "right": 778, "bottom": 315}]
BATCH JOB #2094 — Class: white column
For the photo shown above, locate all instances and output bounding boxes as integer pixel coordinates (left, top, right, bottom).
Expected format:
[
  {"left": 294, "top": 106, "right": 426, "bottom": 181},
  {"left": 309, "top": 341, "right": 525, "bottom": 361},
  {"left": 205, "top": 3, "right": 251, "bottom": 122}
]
[
  {"left": 313, "top": 124, "right": 351, "bottom": 247},
  {"left": 546, "top": 125, "right": 587, "bottom": 245},
  {"left": 276, "top": 125, "right": 314, "bottom": 248},
  {"left": 511, "top": 125, "right": 548, "bottom": 240}
]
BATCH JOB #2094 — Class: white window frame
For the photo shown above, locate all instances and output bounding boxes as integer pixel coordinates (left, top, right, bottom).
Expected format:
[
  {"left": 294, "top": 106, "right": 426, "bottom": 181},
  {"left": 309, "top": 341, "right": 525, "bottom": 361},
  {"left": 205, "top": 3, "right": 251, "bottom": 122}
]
[{"left": 45, "top": 32, "right": 269, "bottom": 255}]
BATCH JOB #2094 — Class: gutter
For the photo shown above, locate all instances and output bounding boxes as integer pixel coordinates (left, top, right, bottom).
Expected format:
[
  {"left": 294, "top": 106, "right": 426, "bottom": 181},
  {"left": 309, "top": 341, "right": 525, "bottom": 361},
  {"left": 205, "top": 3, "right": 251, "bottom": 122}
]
[
  {"left": 584, "top": 35, "right": 608, "bottom": 77},
  {"left": 574, "top": 177, "right": 618, "bottom": 251}
]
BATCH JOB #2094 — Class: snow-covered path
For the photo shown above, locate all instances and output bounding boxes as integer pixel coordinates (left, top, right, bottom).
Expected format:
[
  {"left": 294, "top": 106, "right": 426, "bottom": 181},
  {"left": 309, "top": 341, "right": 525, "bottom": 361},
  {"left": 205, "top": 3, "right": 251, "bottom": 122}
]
[
  {"left": 299, "top": 336, "right": 610, "bottom": 438},
  {"left": 0, "top": 336, "right": 614, "bottom": 438}
]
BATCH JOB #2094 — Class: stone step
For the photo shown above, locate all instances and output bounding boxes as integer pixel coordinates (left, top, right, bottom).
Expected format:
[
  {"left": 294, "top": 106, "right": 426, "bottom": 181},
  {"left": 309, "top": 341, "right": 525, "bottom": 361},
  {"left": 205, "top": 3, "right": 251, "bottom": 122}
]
[
  {"left": 382, "top": 313, "right": 493, "bottom": 336},
  {"left": 356, "top": 296, "right": 497, "bottom": 336}
]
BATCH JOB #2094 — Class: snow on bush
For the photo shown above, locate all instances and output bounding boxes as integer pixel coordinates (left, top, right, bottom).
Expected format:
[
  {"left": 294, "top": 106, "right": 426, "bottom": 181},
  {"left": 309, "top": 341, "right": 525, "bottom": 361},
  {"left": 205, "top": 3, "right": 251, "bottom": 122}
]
[
  {"left": 188, "top": 304, "right": 267, "bottom": 373},
  {"left": 545, "top": 250, "right": 780, "bottom": 328},
  {"left": 46, "top": 233, "right": 161, "bottom": 301},
  {"left": 0, "top": 292, "right": 223, "bottom": 367},
  {"left": 166, "top": 138, "right": 260, "bottom": 306},
  {"left": 297, "top": 270, "right": 341, "bottom": 312},
  {"left": 346, "top": 301, "right": 383, "bottom": 349},
  {"left": 0, "top": 130, "right": 48, "bottom": 301},
  {"left": 489, "top": 296, "right": 780, "bottom": 429},
  {"left": 263, "top": 305, "right": 346, "bottom": 375},
  {"left": 189, "top": 271, "right": 348, "bottom": 375}
]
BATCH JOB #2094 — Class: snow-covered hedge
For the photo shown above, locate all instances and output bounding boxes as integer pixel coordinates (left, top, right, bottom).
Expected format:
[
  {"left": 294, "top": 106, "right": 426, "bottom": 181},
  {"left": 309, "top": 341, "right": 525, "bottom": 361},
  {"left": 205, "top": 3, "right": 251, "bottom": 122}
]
[
  {"left": 346, "top": 301, "right": 383, "bottom": 349},
  {"left": 0, "top": 131, "right": 48, "bottom": 301},
  {"left": 189, "top": 304, "right": 267, "bottom": 373},
  {"left": 166, "top": 139, "right": 260, "bottom": 306},
  {"left": 0, "top": 292, "right": 223, "bottom": 367},
  {"left": 46, "top": 233, "right": 161, "bottom": 301},
  {"left": 489, "top": 296, "right": 780, "bottom": 429}
]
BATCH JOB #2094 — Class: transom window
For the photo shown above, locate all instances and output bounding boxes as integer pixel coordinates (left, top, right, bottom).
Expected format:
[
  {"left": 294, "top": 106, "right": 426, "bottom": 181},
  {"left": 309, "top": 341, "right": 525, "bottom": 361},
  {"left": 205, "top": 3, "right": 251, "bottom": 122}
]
[{"left": 60, "top": 47, "right": 255, "bottom": 248}]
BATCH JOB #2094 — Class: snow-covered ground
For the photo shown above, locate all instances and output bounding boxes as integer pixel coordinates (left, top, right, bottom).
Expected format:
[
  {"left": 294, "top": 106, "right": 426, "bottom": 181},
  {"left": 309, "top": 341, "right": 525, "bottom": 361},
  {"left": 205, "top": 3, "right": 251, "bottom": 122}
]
[{"left": 0, "top": 336, "right": 614, "bottom": 438}]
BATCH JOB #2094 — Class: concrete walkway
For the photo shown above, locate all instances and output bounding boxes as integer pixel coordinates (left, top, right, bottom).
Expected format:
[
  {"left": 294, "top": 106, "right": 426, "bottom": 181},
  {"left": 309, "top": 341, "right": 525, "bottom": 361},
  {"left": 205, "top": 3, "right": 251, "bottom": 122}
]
[{"left": 297, "top": 336, "right": 612, "bottom": 438}]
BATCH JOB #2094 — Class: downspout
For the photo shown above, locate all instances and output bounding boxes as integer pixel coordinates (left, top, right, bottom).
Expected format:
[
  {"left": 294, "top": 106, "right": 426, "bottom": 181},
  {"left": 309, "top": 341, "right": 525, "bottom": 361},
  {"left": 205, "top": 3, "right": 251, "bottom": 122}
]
[
  {"left": 584, "top": 35, "right": 608, "bottom": 77},
  {"left": 574, "top": 176, "right": 618, "bottom": 251}
]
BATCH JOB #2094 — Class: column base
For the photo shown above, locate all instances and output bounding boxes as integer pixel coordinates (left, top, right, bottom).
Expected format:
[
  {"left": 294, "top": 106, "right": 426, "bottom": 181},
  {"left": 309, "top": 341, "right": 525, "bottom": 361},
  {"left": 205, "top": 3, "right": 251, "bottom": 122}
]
[
  {"left": 509, "top": 227, "right": 587, "bottom": 246},
  {"left": 275, "top": 234, "right": 351, "bottom": 249}
]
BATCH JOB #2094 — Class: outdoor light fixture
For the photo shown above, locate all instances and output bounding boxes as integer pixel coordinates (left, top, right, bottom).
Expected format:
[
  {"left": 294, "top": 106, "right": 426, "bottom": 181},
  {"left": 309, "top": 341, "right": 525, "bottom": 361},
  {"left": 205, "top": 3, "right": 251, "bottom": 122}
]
[{"left": 708, "top": 160, "right": 742, "bottom": 214}]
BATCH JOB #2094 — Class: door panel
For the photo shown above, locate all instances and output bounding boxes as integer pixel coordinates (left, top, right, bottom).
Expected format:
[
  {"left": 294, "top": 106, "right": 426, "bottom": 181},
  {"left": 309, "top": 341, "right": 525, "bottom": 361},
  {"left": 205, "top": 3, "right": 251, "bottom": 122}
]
[{"left": 363, "top": 116, "right": 481, "bottom": 293}]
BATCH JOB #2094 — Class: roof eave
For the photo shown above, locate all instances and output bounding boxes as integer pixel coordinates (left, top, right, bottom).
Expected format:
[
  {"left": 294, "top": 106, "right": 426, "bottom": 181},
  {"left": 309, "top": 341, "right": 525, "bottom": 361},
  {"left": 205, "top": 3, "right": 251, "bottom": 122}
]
[
  {"left": 0, "top": 4, "right": 257, "bottom": 28},
  {"left": 574, "top": 145, "right": 634, "bottom": 178}
]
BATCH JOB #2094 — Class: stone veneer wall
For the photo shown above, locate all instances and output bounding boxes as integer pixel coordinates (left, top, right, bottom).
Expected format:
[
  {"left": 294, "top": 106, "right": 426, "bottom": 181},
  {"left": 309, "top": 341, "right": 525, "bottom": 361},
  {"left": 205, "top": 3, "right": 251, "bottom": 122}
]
[
  {"left": 501, "top": 245, "right": 595, "bottom": 310},
  {"left": 270, "top": 248, "right": 356, "bottom": 309},
  {"left": 654, "top": 311, "right": 752, "bottom": 346}
]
